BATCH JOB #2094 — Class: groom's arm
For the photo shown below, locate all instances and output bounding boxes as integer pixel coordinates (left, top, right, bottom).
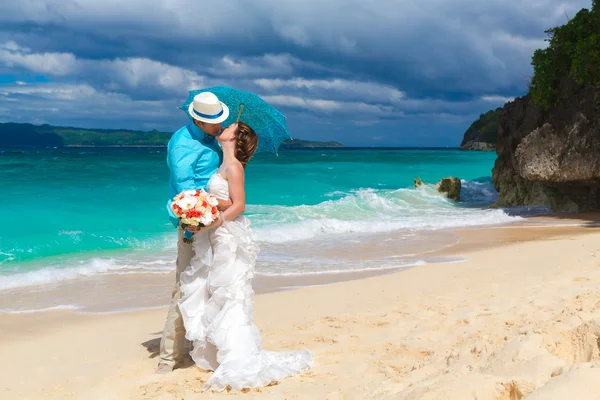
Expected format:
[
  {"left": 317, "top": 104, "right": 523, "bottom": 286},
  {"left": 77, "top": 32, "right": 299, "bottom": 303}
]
[{"left": 168, "top": 144, "right": 197, "bottom": 193}]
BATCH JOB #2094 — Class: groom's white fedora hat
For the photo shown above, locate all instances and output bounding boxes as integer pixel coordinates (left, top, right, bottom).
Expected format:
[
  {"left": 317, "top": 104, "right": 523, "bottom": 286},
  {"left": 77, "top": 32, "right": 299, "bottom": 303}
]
[{"left": 188, "top": 92, "right": 229, "bottom": 124}]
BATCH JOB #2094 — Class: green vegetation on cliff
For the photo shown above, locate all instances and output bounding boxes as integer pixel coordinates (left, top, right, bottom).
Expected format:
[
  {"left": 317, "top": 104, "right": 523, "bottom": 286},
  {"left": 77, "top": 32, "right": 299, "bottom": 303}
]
[
  {"left": 459, "top": 108, "right": 501, "bottom": 150},
  {"left": 462, "top": 1, "right": 599, "bottom": 149},
  {"left": 530, "top": 0, "right": 600, "bottom": 108},
  {"left": 0, "top": 123, "right": 171, "bottom": 147},
  {"left": 280, "top": 139, "right": 343, "bottom": 149},
  {"left": 0, "top": 122, "right": 342, "bottom": 149}
]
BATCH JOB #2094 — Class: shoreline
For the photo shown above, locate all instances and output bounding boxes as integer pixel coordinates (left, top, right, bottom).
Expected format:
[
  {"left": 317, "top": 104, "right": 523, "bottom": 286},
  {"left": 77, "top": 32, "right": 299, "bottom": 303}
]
[
  {"left": 1, "top": 218, "right": 599, "bottom": 398},
  {"left": 1, "top": 214, "right": 599, "bottom": 315},
  {"left": 1, "top": 214, "right": 599, "bottom": 313}
]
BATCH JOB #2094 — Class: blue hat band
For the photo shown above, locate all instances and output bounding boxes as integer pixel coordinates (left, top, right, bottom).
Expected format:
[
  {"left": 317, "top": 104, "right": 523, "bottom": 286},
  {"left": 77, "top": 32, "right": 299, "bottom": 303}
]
[{"left": 193, "top": 107, "right": 224, "bottom": 120}]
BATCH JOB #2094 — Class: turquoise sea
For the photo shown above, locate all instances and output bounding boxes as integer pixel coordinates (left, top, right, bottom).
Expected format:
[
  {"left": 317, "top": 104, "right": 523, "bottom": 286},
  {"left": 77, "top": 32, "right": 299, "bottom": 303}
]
[{"left": 0, "top": 148, "right": 524, "bottom": 312}]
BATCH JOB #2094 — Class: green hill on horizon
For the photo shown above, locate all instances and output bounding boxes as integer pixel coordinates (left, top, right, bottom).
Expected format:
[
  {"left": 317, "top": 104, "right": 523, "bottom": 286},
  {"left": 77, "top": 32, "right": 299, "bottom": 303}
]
[{"left": 0, "top": 122, "right": 343, "bottom": 149}]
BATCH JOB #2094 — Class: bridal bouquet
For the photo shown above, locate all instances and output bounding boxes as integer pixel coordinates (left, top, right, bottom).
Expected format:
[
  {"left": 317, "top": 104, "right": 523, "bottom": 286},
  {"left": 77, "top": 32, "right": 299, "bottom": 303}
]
[{"left": 171, "top": 189, "right": 220, "bottom": 243}]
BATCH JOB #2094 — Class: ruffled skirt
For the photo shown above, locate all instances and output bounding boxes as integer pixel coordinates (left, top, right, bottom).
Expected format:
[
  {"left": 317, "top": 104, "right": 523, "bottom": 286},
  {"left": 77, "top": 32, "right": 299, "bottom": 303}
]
[{"left": 178, "top": 217, "right": 313, "bottom": 392}]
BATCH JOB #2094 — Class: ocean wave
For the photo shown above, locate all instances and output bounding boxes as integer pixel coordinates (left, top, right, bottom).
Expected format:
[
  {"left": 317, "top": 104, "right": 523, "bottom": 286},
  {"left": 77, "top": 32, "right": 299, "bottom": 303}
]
[
  {"left": 0, "top": 257, "right": 173, "bottom": 290},
  {"left": 460, "top": 177, "right": 499, "bottom": 204},
  {"left": 249, "top": 179, "right": 520, "bottom": 244},
  {"left": 256, "top": 258, "right": 467, "bottom": 277},
  {"left": 0, "top": 178, "right": 519, "bottom": 290},
  {"left": 256, "top": 260, "right": 428, "bottom": 277},
  {"left": 0, "top": 305, "right": 81, "bottom": 314},
  {"left": 58, "top": 230, "right": 84, "bottom": 235},
  {"left": 0, "top": 252, "right": 15, "bottom": 265}
]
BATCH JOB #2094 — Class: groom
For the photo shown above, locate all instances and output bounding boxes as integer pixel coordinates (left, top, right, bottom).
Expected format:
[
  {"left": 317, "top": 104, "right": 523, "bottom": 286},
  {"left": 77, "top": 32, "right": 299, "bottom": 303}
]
[{"left": 157, "top": 92, "right": 232, "bottom": 374}]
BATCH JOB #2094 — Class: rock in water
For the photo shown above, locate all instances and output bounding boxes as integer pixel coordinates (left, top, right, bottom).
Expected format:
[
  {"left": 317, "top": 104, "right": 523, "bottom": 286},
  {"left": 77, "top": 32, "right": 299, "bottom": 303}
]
[{"left": 437, "top": 177, "right": 461, "bottom": 202}]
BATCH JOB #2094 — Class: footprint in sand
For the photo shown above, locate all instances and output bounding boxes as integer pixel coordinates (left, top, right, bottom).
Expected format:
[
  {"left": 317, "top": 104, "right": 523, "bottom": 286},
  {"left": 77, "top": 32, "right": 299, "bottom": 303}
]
[
  {"left": 573, "top": 277, "right": 591, "bottom": 283},
  {"left": 314, "top": 336, "right": 338, "bottom": 344},
  {"left": 544, "top": 321, "right": 600, "bottom": 364}
]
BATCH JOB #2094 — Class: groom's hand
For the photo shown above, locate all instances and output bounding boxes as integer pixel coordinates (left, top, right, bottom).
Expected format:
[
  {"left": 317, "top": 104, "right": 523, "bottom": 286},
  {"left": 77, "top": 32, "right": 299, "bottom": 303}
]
[{"left": 216, "top": 198, "right": 232, "bottom": 211}]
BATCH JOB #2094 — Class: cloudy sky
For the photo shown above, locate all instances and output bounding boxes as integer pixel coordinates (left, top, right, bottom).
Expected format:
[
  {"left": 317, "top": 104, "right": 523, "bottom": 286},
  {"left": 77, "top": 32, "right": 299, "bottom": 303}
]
[{"left": 0, "top": 0, "right": 592, "bottom": 146}]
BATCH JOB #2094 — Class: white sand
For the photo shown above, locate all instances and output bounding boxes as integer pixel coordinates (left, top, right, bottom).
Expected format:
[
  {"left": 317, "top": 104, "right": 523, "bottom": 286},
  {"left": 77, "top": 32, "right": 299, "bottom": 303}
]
[{"left": 1, "top": 228, "right": 599, "bottom": 399}]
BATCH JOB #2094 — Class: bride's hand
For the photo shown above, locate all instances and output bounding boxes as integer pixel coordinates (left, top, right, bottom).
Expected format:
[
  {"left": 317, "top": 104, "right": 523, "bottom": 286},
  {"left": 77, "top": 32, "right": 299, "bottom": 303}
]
[{"left": 208, "top": 215, "right": 225, "bottom": 230}]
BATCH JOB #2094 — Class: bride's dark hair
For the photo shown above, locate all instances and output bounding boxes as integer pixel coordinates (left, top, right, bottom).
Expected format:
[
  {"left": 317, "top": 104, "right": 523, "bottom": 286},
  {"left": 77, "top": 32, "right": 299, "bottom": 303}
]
[{"left": 235, "top": 122, "right": 259, "bottom": 168}]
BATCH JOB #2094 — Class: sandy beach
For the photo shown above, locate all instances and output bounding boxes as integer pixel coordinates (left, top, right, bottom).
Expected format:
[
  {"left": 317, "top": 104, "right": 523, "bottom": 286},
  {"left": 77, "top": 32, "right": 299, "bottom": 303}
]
[
  {"left": 2, "top": 222, "right": 600, "bottom": 399},
  {"left": 3, "top": 0, "right": 599, "bottom": 397}
]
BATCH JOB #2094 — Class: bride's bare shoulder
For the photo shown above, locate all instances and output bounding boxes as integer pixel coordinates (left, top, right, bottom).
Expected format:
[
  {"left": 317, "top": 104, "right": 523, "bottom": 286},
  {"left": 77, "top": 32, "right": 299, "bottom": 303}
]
[{"left": 222, "top": 160, "right": 244, "bottom": 180}]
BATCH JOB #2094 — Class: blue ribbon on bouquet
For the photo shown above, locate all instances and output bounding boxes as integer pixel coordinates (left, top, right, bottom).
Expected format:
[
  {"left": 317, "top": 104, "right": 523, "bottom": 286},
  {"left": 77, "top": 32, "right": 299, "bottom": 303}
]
[{"left": 184, "top": 229, "right": 194, "bottom": 242}]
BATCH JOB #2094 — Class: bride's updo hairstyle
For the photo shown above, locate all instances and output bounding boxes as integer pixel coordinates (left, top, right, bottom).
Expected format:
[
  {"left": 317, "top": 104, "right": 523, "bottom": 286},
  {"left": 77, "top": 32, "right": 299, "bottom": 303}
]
[{"left": 235, "top": 122, "right": 259, "bottom": 168}]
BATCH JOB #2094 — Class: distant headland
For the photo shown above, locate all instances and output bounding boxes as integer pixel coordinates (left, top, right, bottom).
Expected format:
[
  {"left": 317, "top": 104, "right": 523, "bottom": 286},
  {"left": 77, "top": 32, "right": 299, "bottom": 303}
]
[{"left": 0, "top": 122, "right": 343, "bottom": 149}]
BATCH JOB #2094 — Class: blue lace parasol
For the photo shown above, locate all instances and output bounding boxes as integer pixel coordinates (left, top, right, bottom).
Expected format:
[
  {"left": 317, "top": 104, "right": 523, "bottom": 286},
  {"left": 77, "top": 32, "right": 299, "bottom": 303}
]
[{"left": 180, "top": 85, "right": 291, "bottom": 153}]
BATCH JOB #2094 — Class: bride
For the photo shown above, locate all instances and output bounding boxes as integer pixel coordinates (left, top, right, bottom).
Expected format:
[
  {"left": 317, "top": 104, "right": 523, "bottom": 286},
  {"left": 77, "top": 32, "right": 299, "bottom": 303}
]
[{"left": 177, "top": 121, "right": 313, "bottom": 392}]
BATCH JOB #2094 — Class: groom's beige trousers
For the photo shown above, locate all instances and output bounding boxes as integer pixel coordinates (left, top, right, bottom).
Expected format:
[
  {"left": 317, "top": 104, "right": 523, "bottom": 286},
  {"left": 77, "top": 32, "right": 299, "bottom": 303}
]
[{"left": 159, "top": 227, "right": 200, "bottom": 367}]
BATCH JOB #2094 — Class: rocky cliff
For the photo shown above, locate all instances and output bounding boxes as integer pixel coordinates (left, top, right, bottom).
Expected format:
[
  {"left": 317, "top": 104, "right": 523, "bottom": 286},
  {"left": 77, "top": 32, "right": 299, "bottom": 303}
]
[
  {"left": 459, "top": 108, "right": 501, "bottom": 151},
  {"left": 491, "top": 2, "right": 600, "bottom": 212},
  {"left": 492, "top": 81, "right": 600, "bottom": 212}
]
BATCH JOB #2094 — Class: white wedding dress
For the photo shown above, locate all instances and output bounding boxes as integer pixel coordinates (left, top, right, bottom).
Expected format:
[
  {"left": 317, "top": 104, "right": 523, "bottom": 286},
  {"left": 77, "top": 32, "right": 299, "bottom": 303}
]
[{"left": 178, "top": 173, "right": 313, "bottom": 392}]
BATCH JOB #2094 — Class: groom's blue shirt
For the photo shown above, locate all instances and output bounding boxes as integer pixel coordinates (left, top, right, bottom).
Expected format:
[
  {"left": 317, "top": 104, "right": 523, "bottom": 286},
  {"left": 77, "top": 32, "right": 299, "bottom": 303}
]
[{"left": 166, "top": 121, "right": 222, "bottom": 227}]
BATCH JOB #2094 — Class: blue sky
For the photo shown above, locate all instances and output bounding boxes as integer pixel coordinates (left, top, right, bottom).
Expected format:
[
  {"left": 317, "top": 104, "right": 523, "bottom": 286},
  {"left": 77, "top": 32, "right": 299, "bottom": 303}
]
[{"left": 0, "top": 0, "right": 592, "bottom": 146}]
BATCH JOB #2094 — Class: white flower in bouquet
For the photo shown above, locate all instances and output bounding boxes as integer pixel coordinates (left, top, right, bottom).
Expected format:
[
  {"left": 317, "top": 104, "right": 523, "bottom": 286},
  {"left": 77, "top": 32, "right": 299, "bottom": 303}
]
[
  {"left": 200, "top": 214, "right": 215, "bottom": 226},
  {"left": 171, "top": 189, "right": 221, "bottom": 244},
  {"left": 175, "top": 195, "right": 198, "bottom": 210}
]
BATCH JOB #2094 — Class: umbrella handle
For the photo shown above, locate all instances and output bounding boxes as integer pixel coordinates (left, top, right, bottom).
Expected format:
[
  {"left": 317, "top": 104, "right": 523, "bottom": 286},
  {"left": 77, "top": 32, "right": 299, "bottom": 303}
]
[{"left": 236, "top": 104, "right": 245, "bottom": 123}]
